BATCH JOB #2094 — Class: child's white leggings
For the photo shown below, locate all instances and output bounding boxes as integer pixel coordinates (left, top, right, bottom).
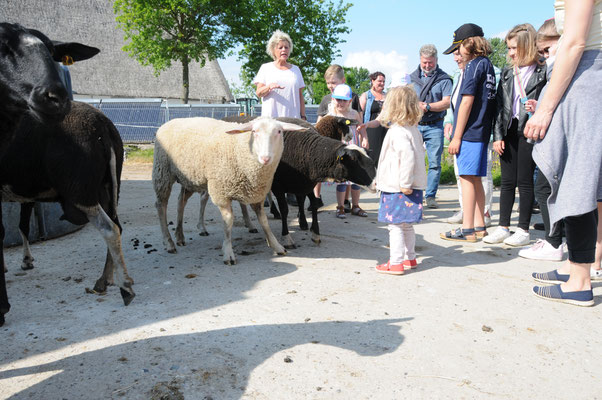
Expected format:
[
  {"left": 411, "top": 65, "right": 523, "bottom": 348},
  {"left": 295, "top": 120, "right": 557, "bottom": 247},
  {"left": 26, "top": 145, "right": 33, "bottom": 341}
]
[{"left": 388, "top": 223, "right": 416, "bottom": 264}]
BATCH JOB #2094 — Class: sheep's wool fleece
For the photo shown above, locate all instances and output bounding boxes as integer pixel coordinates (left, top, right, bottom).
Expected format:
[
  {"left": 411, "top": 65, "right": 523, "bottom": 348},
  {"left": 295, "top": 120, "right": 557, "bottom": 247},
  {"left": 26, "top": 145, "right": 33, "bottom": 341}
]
[{"left": 154, "top": 117, "right": 282, "bottom": 206}]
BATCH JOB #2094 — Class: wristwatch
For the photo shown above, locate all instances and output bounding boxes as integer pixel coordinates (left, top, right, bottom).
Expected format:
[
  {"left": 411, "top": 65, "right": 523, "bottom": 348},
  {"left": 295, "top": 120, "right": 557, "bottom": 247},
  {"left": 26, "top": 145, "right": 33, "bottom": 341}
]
[{"left": 426, "top": 103, "right": 431, "bottom": 112}]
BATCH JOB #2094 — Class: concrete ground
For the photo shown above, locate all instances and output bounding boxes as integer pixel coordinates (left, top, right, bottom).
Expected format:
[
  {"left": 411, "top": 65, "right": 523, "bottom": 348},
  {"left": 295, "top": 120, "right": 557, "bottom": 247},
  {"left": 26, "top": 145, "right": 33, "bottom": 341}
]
[{"left": 1, "top": 163, "right": 601, "bottom": 399}]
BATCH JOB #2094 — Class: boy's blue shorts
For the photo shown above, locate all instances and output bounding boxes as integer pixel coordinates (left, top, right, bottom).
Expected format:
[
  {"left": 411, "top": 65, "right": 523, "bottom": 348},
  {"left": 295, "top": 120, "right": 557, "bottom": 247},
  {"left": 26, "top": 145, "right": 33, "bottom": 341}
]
[{"left": 457, "top": 141, "right": 487, "bottom": 177}]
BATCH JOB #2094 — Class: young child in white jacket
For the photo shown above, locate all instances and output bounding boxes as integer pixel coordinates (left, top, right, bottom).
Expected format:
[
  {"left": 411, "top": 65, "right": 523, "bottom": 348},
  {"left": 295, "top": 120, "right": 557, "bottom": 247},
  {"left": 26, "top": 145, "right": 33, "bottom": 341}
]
[{"left": 364, "top": 86, "right": 427, "bottom": 275}]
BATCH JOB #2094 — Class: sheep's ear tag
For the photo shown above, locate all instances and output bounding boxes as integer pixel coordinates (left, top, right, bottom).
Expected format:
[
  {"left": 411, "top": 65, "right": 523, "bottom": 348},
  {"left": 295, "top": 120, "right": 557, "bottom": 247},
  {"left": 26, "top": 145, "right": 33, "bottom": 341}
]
[
  {"left": 62, "top": 55, "right": 74, "bottom": 66},
  {"left": 345, "top": 120, "right": 351, "bottom": 125},
  {"left": 225, "top": 129, "right": 249, "bottom": 134}
]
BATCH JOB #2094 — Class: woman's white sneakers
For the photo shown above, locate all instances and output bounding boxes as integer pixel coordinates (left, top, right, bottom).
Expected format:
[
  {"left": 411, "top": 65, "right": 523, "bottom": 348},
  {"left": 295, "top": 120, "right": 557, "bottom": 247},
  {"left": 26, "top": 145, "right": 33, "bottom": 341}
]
[
  {"left": 518, "top": 239, "right": 564, "bottom": 261},
  {"left": 482, "top": 226, "right": 511, "bottom": 244}
]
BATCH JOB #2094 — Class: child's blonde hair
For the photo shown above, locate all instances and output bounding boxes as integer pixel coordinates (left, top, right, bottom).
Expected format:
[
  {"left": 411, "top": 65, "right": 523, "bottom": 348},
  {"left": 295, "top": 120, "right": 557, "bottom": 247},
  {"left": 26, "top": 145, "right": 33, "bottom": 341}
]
[
  {"left": 377, "top": 86, "right": 422, "bottom": 127},
  {"left": 505, "top": 23, "right": 539, "bottom": 66},
  {"left": 324, "top": 64, "right": 345, "bottom": 81}
]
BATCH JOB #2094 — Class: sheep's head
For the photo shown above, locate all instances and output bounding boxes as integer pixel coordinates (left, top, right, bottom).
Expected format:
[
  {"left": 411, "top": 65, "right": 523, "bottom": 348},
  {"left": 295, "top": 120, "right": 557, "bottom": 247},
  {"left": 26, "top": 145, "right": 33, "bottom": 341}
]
[
  {"left": 333, "top": 144, "right": 377, "bottom": 192},
  {"left": 316, "top": 115, "right": 359, "bottom": 141},
  {"left": 0, "top": 23, "right": 70, "bottom": 122},
  {"left": 226, "top": 117, "right": 304, "bottom": 165}
]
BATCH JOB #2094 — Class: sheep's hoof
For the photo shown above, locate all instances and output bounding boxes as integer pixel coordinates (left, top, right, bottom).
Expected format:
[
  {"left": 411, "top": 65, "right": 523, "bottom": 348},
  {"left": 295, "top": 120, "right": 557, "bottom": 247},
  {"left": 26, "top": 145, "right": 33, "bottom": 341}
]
[
  {"left": 199, "top": 231, "right": 209, "bottom": 236},
  {"left": 93, "top": 278, "right": 111, "bottom": 293},
  {"left": 311, "top": 233, "right": 321, "bottom": 245},
  {"left": 0, "top": 313, "right": 4, "bottom": 327},
  {"left": 176, "top": 240, "right": 185, "bottom": 247},
  {"left": 299, "top": 222, "right": 309, "bottom": 231},
  {"left": 120, "top": 284, "right": 136, "bottom": 306},
  {"left": 125, "top": 275, "right": 135, "bottom": 286},
  {"left": 284, "top": 244, "right": 297, "bottom": 250},
  {"left": 21, "top": 256, "right": 35, "bottom": 270},
  {"left": 223, "top": 258, "right": 237, "bottom": 266},
  {"left": 276, "top": 249, "right": 287, "bottom": 256},
  {"left": 248, "top": 228, "right": 258, "bottom": 234},
  {"left": 271, "top": 212, "right": 281, "bottom": 220},
  {"left": 167, "top": 248, "right": 177, "bottom": 254}
]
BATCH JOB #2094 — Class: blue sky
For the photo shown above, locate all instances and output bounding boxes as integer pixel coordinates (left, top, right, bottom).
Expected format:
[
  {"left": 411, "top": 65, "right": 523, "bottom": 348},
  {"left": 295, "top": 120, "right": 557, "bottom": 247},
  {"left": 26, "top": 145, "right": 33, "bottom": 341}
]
[{"left": 219, "top": 0, "right": 552, "bottom": 91}]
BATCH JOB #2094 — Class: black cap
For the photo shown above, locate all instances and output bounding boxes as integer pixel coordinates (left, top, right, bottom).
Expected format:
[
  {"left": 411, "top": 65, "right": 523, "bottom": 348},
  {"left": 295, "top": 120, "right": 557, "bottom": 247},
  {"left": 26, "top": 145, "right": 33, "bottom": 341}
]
[{"left": 443, "top": 23, "right": 485, "bottom": 55}]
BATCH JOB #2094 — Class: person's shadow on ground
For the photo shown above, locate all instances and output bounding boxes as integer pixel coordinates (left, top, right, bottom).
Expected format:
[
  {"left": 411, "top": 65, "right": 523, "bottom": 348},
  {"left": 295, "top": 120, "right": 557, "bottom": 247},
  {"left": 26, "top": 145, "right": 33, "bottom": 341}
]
[{"left": 1, "top": 318, "right": 411, "bottom": 399}]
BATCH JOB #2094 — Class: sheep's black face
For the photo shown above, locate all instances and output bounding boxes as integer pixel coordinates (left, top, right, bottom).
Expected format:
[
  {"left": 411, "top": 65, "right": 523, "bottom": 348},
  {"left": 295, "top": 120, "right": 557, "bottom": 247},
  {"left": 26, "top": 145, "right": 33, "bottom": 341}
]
[
  {"left": 0, "top": 23, "right": 70, "bottom": 122},
  {"left": 336, "top": 145, "right": 376, "bottom": 190}
]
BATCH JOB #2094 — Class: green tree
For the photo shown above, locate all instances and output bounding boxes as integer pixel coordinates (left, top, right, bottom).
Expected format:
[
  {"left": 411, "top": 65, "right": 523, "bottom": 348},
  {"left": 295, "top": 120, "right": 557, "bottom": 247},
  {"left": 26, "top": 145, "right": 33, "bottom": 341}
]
[
  {"left": 114, "top": 0, "right": 351, "bottom": 104},
  {"left": 344, "top": 66, "right": 371, "bottom": 96},
  {"left": 114, "top": 0, "right": 233, "bottom": 103},
  {"left": 489, "top": 37, "right": 509, "bottom": 70},
  {"left": 226, "top": 0, "right": 352, "bottom": 88}
]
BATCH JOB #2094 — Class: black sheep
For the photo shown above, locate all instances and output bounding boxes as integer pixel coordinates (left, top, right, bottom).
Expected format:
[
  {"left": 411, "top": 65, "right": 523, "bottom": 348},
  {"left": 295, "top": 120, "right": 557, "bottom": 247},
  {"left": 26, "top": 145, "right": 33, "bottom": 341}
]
[
  {"left": 0, "top": 102, "right": 136, "bottom": 326},
  {"left": 0, "top": 23, "right": 71, "bottom": 326}
]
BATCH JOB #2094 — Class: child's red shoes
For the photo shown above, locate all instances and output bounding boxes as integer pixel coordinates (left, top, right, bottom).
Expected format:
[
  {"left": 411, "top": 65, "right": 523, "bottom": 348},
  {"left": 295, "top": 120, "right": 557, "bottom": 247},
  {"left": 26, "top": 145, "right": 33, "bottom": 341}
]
[
  {"left": 403, "top": 259, "right": 417, "bottom": 269},
  {"left": 375, "top": 261, "right": 404, "bottom": 275}
]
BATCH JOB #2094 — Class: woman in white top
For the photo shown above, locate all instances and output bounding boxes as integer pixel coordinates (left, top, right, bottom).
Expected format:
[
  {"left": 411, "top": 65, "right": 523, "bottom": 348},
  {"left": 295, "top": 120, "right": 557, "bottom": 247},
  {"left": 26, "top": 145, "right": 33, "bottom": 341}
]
[
  {"left": 254, "top": 30, "right": 306, "bottom": 120},
  {"left": 526, "top": 0, "right": 602, "bottom": 306}
]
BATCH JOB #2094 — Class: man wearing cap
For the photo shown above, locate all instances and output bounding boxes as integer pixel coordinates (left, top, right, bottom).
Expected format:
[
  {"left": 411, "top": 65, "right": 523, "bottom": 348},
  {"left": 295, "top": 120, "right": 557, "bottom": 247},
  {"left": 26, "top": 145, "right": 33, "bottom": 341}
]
[{"left": 410, "top": 45, "right": 452, "bottom": 209}]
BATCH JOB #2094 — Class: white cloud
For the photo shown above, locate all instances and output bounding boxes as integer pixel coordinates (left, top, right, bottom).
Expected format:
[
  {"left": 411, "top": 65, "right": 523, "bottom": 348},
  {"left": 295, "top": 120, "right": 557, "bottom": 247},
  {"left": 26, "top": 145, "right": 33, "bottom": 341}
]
[
  {"left": 344, "top": 50, "right": 411, "bottom": 88},
  {"left": 493, "top": 30, "right": 509, "bottom": 39}
]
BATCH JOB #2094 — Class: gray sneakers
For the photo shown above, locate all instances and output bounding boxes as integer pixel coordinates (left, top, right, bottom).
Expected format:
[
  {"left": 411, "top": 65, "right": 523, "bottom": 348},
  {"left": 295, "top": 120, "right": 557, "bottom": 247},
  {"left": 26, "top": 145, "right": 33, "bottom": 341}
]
[{"left": 425, "top": 197, "right": 438, "bottom": 209}]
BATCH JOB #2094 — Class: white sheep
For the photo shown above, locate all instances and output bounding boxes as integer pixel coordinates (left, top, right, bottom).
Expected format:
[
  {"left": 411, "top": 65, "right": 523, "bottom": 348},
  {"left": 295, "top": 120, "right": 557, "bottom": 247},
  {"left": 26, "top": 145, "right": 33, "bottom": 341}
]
[{"left": 152, "top": 116, "right": 304, "bottom": 265}]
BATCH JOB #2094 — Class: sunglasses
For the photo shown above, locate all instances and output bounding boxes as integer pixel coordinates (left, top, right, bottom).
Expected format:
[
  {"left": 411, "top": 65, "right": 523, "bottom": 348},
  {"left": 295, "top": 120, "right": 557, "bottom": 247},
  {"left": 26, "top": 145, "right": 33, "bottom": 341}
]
[{"left": 538, "top": 46, "right": 551, "bottom": 57}]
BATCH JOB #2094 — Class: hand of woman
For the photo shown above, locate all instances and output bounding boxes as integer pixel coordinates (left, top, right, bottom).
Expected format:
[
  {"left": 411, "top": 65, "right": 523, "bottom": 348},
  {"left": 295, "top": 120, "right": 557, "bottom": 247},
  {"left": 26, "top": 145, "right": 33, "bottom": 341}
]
[
  {"left": 361, "top": 136, "right": 369, "bottom": 149},
  {"left": 493, "top": 140, "right": 505, "bottom": 155},
  {"left": 269, "top": 82, "right": 284, "bottom": 91},
  {"left": 524, "top": 109, "right": 553, "bottom": 141},
  {"left": 448, "top": 138, "right": 461, "bottom": 155},
  {"left": 401, "top": 188, "right": 413, "bottom": 195},
  {"left": 524, "top": 99, "right": 538, "bottom": 113}
]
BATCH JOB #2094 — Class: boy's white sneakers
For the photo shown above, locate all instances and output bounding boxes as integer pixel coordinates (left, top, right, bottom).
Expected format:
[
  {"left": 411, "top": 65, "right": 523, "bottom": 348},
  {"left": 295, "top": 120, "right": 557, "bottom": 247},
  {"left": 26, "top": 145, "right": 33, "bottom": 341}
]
[
  {"left": 503, "top": 228, "right": 531, "bottom": 247},
  {"left": 518, "top": 239, "right": 564, "bottom": 261},
  {"left": 482, "top": 226, "right": 511, "bottom": 244}
]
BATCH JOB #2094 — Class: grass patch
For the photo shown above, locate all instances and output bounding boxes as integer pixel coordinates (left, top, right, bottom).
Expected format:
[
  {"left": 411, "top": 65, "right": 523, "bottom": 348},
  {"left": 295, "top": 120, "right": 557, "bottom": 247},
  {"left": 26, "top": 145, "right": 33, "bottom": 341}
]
[{"left": 125, "top": 145, "right": 154, "bottom": 163}]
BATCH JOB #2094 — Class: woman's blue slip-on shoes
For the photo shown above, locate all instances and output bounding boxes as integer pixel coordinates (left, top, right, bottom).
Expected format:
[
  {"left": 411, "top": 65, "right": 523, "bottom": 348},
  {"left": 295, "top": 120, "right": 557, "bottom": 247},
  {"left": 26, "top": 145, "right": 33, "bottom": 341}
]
[
  {"left": 532, "top": 270, "right": 569, "bottom": 284},
  {"left": 532, "top": 284, "right": 594, "bottom": 307}
]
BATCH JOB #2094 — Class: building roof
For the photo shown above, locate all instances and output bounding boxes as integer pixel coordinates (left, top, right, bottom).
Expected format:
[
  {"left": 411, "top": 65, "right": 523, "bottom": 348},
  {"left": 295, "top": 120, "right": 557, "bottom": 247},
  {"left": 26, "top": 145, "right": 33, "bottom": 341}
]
[{"left": 1, "top": 0, "right": 233, "bottom": 103}]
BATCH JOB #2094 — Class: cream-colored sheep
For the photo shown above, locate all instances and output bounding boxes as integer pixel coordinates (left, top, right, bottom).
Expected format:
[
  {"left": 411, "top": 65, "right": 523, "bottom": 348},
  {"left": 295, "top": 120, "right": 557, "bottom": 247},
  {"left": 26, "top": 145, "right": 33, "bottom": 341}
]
[{"left": 152, "top": 116, "right": 303, "bottom": 265}]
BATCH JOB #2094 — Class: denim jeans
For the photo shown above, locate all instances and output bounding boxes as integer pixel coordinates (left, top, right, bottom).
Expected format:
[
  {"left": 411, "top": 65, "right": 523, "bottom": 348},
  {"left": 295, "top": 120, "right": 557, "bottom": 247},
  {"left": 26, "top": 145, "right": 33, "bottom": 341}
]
[{"left": 418, "top": 121, "right": 444, "bottom": 198}]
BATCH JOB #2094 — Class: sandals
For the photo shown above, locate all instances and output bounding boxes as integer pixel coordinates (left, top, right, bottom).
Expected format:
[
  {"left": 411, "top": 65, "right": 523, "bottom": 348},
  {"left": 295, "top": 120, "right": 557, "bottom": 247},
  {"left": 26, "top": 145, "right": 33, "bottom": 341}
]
[
  {"left": 475, "top": 226, "right": 488, "bottom": 239},
  {"left": 351, "top": 206, "right": 368, "bottom": 217},
  {"left": 336, "top": 206, "right": 346, "bottom": 219},
  {"left": 440, "top": 227, "right": 477, "bottom": 242}
]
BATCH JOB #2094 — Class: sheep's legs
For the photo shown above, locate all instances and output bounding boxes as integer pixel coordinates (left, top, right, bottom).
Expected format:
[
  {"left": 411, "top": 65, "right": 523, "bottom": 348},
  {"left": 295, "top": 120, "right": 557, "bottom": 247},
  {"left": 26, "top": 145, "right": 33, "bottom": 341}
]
[
  {"left": 18, "top": 202, "right": 35, "bottom": 271},
  {"left": 250, "top": 202, "right": 287, "bottom": 255},
  {"left": 155, "top": 184, "right": 177, "bottom": 253},
  {"left": 307, "top": 192, "right": 321, "bottom": 245},
  {"left": 298, "top": 192, "right": 320, "bottom": 244},
  {"left": 197, "top": 191, "right": 210, "bottom": 236},
  {"left": 176, "top": 187, "right": 194, "bottom": 246},
  {"left": 297, "top": 194, "right": 309, "bottom": 231},
  {"left": 0, "top": 202, "right": 10, "bottom": 326},
  {"left": 85, "top": 204, "right": 135, "bottom": 305},
  {"left": 217, "top": 202, "right": 236, "bottom": 265},
  {"left": 273, "top": 191, "right": 295, "bottom": 249},
  {"left": 239, "top": 202, "right": 258, "bottom": 233}
]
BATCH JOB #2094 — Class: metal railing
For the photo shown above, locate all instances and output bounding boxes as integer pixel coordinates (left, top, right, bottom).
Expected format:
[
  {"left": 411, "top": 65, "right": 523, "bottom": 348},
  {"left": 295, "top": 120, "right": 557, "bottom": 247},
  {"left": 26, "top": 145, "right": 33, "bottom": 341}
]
[{"left": 79, "top": 98, "right": 320, "bottom": 143}]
